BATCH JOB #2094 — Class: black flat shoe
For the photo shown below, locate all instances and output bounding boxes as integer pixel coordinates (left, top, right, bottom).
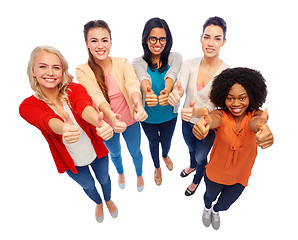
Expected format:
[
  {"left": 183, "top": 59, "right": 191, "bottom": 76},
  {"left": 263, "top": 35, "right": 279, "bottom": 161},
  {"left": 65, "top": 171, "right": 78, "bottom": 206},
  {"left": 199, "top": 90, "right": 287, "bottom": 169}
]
[
  {"left": 180, "top": 168, "right": 195, "bottom": 178},
  {"left": 184, "top": 184, "right": 199, "bottom": 196}
]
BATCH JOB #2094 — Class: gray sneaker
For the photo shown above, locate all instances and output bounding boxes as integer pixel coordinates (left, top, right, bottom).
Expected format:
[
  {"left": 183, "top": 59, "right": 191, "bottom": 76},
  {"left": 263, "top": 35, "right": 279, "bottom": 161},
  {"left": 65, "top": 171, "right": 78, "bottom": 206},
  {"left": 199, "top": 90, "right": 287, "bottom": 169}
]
[
  {"left": 202, "top": 207, "right": 212, "bottom": 227},
  {"left": 211, "top": 208, "right": 220, "bottom": 230}
]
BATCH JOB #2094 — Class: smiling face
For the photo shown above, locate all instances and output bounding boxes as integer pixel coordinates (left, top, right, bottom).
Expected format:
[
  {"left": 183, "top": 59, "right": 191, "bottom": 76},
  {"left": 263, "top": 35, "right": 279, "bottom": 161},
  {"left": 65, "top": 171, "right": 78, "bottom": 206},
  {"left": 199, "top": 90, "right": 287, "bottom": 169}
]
[
  {"left": 201, "top": 24, "right": 226, "bottom": 59},
  {"left": 225, "top": 83, "right": 250, "bottom": 119},
  {"left": 33, "top": 51, "right": 63, "bottom": 92},
  {"left": 147, "top": 27, "right": 167, "bottom": 58},
  {"left": 86, "top": 27, "right": 112, "bottom": 63}
]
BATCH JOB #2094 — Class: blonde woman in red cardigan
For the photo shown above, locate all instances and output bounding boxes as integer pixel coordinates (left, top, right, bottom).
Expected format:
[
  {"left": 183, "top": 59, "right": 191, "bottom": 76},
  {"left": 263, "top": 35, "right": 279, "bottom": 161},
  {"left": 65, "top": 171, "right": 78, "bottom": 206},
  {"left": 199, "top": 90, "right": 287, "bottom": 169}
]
[{"left": 19, "top": 46, "right": 117, "bottom": 223}]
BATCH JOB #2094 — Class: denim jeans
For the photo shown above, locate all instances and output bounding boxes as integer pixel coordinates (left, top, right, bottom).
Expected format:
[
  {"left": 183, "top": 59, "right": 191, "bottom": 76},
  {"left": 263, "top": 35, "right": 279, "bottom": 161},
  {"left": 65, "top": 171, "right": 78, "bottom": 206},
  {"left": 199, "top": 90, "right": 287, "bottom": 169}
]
[
  {"left": 66, "top": 155, "right": 111, "bottom": 204},
  {"left": 182, "top": 120, "right": 215, "bottom": 184},
  {"left": 141, "top": 117, "right": 177, "bottom": 168},
  {"left": 204, "top": 173, "right": 245, "bottom": 212},
  {"left": 104, "top": 122, "right": 143, "bottom": 177}
]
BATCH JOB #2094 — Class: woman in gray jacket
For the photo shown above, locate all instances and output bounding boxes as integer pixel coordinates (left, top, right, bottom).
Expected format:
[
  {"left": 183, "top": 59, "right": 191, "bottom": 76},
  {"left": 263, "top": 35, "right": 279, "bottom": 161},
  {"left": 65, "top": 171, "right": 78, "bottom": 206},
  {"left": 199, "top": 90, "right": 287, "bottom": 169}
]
[{"left": 133, "top": 17, "right": 182, "bottom": 186}]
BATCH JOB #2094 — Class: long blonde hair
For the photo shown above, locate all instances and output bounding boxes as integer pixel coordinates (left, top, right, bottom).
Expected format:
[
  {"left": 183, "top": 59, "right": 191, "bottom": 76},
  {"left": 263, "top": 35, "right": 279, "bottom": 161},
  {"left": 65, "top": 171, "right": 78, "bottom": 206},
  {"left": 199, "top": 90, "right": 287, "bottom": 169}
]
[{"left": 27, "top": 46, "right": 73, "bottom": 104}]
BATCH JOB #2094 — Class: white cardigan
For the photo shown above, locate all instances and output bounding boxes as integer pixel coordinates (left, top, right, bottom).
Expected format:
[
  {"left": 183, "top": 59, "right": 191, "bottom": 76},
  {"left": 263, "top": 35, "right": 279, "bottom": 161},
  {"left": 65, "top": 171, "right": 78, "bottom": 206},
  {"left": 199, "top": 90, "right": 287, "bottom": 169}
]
[{"left": 179, "top": 57, "right": 229, "bottom": 124}]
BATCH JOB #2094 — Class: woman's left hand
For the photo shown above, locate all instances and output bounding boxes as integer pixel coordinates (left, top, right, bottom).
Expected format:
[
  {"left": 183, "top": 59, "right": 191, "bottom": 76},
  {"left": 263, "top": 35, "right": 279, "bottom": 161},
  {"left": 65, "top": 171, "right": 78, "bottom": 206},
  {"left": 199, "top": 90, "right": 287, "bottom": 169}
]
[
  {"left": 255, "top": 109, "right": 274, "bottom": 149},
  {"left": 133, "top": 101, "right": 148, "bottom": 122},
  {"left": 158, "top": 89, "right": 169, "bottom": 106}
]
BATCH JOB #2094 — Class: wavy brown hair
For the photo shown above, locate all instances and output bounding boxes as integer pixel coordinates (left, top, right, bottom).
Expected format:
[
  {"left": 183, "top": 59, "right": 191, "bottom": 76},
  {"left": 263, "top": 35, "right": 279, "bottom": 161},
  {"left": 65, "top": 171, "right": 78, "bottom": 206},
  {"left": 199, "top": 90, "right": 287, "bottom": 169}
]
[{"left": 83, "top": 20, "right": 111, "bottom": 103}]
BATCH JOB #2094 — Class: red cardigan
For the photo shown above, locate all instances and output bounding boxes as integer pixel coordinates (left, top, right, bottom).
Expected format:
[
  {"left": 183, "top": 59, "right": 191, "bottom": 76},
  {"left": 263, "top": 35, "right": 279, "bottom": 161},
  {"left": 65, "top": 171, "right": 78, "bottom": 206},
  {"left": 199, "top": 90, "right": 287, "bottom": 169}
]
[{"left": 19, "top": 83, "right": 109, "bottom": 174}]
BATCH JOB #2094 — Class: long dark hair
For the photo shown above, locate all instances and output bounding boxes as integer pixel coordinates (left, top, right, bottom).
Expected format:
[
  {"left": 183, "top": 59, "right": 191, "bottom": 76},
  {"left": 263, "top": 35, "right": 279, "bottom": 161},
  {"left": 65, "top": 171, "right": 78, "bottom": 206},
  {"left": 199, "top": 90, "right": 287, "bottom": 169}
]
[
  {"left": 141, "top": 17, "right": 173, "bottom": 72},
  {"left": 83, "top": 20, "right": 111, "bottom": 103}
]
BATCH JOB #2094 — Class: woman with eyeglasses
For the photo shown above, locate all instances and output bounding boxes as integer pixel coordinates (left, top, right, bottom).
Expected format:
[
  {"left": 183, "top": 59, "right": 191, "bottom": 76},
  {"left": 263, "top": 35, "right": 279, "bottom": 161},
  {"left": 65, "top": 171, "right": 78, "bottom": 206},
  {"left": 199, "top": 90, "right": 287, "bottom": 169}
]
[
  {"left": 133, "top": 17, "right": 182, "bottom": 186},
  {"left": 168, "top": 16, "right": 229, "bottom": 196}
]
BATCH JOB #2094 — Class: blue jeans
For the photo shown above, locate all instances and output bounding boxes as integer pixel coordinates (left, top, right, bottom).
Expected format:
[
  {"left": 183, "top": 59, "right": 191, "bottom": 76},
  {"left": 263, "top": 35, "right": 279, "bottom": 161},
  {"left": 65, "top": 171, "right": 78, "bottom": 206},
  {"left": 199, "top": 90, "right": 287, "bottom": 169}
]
[
  {"left": 182, "top": 120, "right": 215, "bottom": 184},
  {"left": 104, "top": 122, "right": 143, "bottom": 177},
  {"left": 141, "top": 117, "right": 177, "bottom": 168},
  {"left": 204, "top": 173, "right": 245, "bottom": 212},
  {"left": 66, "top": 155, "right": 111, "bottom": 204}
]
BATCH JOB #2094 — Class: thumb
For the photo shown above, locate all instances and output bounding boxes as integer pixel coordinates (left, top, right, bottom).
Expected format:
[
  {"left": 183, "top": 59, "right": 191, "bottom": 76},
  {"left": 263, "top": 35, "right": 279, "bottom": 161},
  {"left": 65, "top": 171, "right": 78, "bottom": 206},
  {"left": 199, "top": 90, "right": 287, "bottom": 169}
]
[
  {"left": 260, "top": 108, "right": 268, "bottom": 121},
  {"left": 63, "top": 110, "right": 74, "bottom": 125},
  {"left": 202, "top": 106, "right": 209, "bottom": 116},
  {"left": 146, "top": 85, "right": 152, "bottom": 93},
  {"left": 160, "top": 89, "right": 167, "bottom": 95},
  {"left": 176, "top": 80, "right": 181, "bottom": 90},
  {"left": 133, "top": 100, "right": 139, "bottom": 114},
  {"left": 134, "top": 100, "right": 138, "bottom": 109},
  {"left": 97, "top": 112, "right": 104, "bottom": 127},
  {"left": 258, "top": 108, "right": 268, "bottom": 129},
  {"left": 188, "top": 100, "right": 197, "bottom": 108},
  {"left": 115, "top": 113, "right": 122, "bottom": 121}
]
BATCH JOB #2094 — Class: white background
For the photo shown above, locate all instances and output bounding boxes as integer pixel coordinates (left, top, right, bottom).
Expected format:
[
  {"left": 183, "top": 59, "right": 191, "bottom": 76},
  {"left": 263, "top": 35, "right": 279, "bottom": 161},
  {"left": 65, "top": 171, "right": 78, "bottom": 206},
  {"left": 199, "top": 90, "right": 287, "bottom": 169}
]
[{"left": 1, "top": 0, "right": 297, "bottom": 239}]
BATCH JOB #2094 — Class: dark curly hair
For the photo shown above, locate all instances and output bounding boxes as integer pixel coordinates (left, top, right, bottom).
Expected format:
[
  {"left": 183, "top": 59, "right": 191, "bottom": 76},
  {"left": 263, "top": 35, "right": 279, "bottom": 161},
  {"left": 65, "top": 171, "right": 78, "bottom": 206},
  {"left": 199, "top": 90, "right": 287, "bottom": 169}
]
[{"left": 210, "top": 67, "right": 267, "bottom": 112}]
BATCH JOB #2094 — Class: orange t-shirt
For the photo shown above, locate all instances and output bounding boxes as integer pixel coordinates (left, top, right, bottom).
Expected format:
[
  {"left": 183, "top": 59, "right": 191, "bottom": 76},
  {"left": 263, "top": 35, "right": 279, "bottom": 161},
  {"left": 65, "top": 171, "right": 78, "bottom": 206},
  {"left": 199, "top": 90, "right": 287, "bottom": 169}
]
[{"left": 206, "top": 111, "right": 257, "bottom": 187}]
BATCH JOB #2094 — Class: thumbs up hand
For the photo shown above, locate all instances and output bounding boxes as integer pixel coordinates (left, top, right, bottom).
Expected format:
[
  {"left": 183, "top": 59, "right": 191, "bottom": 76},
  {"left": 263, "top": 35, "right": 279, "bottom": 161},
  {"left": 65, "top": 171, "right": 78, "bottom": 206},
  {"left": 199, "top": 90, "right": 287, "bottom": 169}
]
[
  {"left": 192, "top": 107, "right": 211, "bottom": 140},
  {"left": 168, "top": 80, "right": 183, "bottom": 107},
  {"left": 111, "top": 113, "right": 127, "bottom": 133},
  {"left": 133, "top": 100, "right": 148, "bottom": 122},
  {"left": 181, "top": 100, "right": 197, "bottom": 122},
  {"left": 145, "top": 85, "right": 158, "bottom": 107},
  {"left": 255, "top": 109, "right": 274, "bottom": 149},
  {"left": 62, "top": 110, "right": 80, "bottom": 144},
  {"left": 96, "top": 112, "right": 114, "bottom": 141},
  {"left": 158, "top": 88, "right": 169, "bottom": 106}
]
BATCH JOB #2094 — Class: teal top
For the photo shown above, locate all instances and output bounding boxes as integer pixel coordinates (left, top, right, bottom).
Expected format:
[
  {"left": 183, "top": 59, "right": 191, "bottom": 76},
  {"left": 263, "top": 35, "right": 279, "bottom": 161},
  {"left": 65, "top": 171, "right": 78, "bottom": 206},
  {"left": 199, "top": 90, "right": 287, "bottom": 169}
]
[{"left": 144, "top": 65, "right": 177, "bottom": 124}]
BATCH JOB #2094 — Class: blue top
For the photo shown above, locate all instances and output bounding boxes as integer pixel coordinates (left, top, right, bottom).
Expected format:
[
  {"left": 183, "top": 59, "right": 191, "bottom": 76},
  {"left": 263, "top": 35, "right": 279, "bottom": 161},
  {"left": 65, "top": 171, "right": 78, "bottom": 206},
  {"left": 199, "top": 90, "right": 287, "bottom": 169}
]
[{"left": 144, "top": 65, "right": 178, "bottom": 124}]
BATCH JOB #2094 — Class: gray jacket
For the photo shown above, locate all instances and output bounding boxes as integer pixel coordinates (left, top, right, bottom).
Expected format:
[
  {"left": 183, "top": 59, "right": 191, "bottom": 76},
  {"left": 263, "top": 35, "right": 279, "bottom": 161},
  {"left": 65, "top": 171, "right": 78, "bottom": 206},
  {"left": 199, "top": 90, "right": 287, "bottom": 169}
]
[{"left": 132, "top": 52, "right": 182, "bottom": 113}]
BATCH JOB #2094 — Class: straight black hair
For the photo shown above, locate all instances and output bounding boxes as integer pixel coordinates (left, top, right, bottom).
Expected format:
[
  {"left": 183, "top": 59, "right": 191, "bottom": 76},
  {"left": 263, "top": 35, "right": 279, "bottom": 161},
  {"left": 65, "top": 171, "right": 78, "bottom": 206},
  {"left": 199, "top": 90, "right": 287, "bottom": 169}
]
[
  {"left": 141, "top": 17, "right": 173, "bottom": 72},
  {"left": 202, "top": 16, "right": 227, "bottom": 39}
]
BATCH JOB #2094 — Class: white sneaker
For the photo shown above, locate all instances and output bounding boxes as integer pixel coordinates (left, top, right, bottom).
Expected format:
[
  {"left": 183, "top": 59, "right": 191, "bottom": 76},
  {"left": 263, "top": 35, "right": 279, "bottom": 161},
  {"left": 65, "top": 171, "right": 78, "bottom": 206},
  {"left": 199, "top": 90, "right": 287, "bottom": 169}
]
[
  {"left": 211, "top": 208, "right": 220, "bottom": 230},
  {"left": 202, "top": 207, "right": 212, "bottom": 227}
]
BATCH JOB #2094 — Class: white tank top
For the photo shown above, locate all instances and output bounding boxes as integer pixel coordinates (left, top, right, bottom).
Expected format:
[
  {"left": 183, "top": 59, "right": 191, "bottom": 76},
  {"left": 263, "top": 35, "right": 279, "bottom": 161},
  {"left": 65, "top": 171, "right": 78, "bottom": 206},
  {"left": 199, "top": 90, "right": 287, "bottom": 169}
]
[{"left": 49, "top": 102, "right": 97, "bottom": 166}]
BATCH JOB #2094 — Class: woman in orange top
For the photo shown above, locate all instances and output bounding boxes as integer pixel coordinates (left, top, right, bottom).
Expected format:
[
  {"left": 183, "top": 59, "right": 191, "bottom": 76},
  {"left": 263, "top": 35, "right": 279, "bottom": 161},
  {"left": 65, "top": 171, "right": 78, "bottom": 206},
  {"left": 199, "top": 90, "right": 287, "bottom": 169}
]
[{"left": 192, "top": 67, "right": 274, "bottom": 230}]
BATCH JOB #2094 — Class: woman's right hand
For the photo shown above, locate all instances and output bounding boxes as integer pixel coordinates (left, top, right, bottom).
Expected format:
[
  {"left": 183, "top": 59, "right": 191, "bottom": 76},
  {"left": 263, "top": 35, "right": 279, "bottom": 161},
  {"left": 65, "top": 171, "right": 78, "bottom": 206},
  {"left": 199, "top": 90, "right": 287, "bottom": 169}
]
[
  {"left": 62, "top": 111, "right": 81, "bottom": 144},
  {"left": 145, "top": 85, "right": 158, "bottom": 107},
  {"left": 96, "top": 112, "right": 114, "bottom": 141},
  {"left": 181, "top": 100, "right": 196, "bottom": 122},
  {"left": 168, "top": 80, "right": 183, "bottom": 107},
  {"left": 192, "top": 110, "right": 211, "bottom": 140},
  {"left": 111, "top": 113, "right": 127, "bottom": 133}
]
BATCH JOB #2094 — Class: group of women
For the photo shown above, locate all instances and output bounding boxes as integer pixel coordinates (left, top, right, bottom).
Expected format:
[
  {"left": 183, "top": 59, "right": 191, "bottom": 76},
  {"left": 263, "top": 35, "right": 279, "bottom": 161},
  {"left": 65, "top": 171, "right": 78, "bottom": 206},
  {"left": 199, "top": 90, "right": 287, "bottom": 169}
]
[{"left": 19, "top": 16, "right": 274, "bottom": 229}]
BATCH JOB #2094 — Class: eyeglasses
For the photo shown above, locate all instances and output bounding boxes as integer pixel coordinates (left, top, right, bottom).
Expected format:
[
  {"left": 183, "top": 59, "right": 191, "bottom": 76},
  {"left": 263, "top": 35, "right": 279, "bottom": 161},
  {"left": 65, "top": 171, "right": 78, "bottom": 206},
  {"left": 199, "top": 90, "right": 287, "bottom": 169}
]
[{"left": 148, "top": 36, "right": 167, "bottom": 45}]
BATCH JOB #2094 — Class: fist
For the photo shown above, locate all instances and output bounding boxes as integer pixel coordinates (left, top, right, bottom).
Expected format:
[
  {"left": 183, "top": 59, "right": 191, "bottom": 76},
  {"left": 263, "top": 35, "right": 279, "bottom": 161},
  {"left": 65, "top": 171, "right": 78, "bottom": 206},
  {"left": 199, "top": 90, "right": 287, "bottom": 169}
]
[
  {"left": 145, "top": 85, "right": 158, "bottom": 107},
  {"left": 62, "top": 111, "right": 80, "bottom": 144},
  {"left": 96, "top": 112, "right": 114, "bottom": 141},
  {"left": 255, "top": 109, "right": 274, "bottom": 149}
]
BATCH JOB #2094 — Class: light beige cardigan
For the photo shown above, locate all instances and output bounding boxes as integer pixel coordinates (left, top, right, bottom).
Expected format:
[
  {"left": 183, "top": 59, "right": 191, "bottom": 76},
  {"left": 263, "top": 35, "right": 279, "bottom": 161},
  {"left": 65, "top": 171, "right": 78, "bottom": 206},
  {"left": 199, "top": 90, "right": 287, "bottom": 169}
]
[
  {"left": 179, "top": 57, "right": 229, "bottom": 124},
  {"left": 76, "top": 57, "right": 141, "bottom": 117}
]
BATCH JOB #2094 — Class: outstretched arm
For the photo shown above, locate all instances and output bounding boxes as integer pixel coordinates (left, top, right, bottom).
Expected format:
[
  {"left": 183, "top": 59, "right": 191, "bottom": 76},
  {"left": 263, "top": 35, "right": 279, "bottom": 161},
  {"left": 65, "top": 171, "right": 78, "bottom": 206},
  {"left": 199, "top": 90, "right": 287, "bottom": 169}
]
[
  {"left": 131, "top": 92, "right": 148, "bottom": 122},
  {"left": 81, "top": 106, "right": 114, "bottom": 140}
]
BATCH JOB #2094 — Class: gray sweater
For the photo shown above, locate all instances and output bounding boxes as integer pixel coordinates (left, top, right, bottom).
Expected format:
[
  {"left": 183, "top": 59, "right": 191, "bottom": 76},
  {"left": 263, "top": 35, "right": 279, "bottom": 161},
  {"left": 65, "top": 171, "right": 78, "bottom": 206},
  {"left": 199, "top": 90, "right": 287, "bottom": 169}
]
[{"left": 132, "top": 52, "right": 183, "bottom": 113}]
